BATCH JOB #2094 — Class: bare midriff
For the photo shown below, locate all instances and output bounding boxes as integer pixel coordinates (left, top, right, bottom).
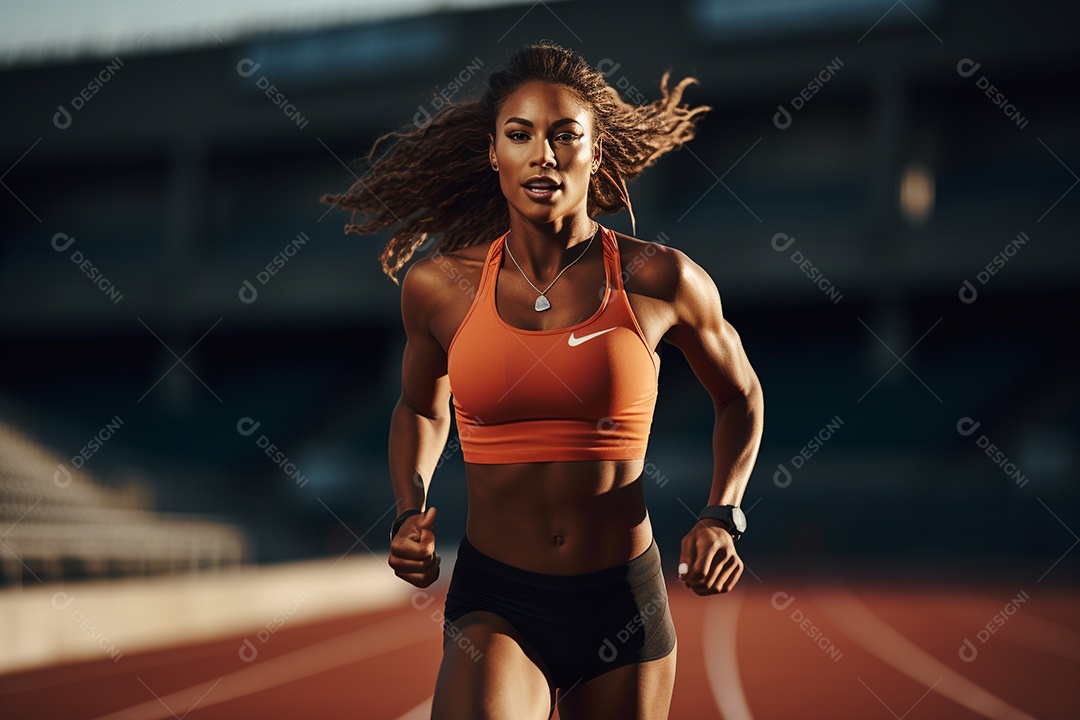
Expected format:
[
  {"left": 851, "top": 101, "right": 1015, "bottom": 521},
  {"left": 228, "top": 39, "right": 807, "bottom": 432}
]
[{"left": 464, "top": 458, "right": 653, "bottom": 575}]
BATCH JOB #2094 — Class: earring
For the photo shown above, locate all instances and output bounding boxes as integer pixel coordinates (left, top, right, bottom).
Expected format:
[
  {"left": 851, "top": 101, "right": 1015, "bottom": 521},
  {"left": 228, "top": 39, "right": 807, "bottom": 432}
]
[{"left": 492, "top": 162, "right": 499, "bottom": 171}]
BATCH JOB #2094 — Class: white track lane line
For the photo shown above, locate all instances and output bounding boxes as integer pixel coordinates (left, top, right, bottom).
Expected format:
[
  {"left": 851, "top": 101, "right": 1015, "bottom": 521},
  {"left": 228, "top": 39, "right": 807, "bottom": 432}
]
[
  {"left": 812, "top": 587, "right": 1036, "bottom": 720},
  {"left": 393, "top": 694, "right": 434, "bottom": 720},
  {"left": 702, "top": 592, "right": 754, "bottom": 720},
  {"left": 90, "top": 612, "right": 437, "bottom": 720}
]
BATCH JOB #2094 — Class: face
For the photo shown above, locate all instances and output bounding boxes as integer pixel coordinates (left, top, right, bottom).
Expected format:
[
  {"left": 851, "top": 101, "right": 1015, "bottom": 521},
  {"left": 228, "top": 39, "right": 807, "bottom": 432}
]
[{"left": 489, "top": 81, "right": 601, "bottom": 226}]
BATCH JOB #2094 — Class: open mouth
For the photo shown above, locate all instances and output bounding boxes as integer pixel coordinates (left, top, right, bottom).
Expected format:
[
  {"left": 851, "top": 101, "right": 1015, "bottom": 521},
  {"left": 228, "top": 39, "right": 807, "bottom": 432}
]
[{"left": 522, "top": 177, "right": 562, "bottom": 200}]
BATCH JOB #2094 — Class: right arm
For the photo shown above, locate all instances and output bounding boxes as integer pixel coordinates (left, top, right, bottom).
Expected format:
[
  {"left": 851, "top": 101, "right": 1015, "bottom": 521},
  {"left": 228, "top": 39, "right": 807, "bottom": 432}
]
[{"left": 387, "top": 259, "right": 453, "bottom": 587}]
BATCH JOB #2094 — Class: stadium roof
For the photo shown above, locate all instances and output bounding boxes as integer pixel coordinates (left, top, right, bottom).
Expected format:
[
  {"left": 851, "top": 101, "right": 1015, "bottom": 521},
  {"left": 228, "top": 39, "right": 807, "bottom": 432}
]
[{"left": 0, "top": 0, "right": 556, "bottom": 67}]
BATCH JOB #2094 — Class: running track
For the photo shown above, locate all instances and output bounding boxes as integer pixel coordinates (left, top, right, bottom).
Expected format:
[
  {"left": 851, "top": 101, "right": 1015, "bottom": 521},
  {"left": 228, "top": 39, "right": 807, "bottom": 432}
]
[{"left": 2, "top": 575, "right": 1078, "bottom": 719}]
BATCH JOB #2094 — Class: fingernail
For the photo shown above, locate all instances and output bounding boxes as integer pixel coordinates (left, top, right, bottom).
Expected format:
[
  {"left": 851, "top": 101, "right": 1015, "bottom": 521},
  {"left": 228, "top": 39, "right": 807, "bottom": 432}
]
[{"left": 678, "top": 562, "right": 688, "bottom": 576}]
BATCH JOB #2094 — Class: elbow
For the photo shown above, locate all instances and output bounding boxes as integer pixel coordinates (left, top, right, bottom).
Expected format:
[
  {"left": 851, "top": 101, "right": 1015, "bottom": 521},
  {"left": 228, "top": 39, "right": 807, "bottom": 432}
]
[
  {"left": 742, "top": 361, "right": 764, "bottom": 413},
  {"left": 748, "top": 373, "right": 763, "bottom": 409},
  {"left": 744, "top": 372, "right": 764, "bottom": 419},
  {"left": 396, "top": 395, "right": 451, "bottom": 425},
  {"left": 714, "top": 374, "right": 763, "bottom": 418},
  {"left": 749, "top": 378, "right": 764, "bottom": 426}
]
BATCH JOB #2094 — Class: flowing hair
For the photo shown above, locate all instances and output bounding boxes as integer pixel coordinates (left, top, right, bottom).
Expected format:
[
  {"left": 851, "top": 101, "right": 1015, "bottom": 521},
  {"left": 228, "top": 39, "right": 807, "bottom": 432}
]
[{"left": 320, "top": 41, "right": 710, "bottom": 282}]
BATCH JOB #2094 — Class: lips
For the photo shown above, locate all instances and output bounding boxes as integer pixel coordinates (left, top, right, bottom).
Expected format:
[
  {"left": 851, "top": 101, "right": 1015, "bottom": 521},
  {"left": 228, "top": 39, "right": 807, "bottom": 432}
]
[{"left": 522, "top": 176, "right": 562, "bottom": 201}]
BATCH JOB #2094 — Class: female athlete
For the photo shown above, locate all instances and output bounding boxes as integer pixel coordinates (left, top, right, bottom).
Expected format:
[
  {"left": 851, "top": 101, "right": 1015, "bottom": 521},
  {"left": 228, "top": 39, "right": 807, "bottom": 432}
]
[{"left": 322, "top": 41, "right": 763, "bottom": 720}]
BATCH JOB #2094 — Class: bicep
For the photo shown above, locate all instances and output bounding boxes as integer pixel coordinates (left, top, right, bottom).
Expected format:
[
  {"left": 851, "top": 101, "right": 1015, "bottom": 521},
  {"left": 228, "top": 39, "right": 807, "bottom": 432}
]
[
  {"left": 663, "top": 256, "right": 759, "bottom": 407},
  {"left": 400, "top": 334, "right": 452, "bottom": 418}
]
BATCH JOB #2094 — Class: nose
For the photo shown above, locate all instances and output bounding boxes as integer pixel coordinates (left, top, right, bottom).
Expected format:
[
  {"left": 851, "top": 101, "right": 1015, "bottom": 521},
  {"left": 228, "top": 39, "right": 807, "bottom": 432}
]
[{"left": 531, "top": 137, "right": 557, "bottom": 168}]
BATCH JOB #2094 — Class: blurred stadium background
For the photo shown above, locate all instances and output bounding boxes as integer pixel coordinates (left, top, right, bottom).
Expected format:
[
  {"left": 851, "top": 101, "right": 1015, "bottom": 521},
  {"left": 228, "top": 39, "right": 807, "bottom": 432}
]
[{"left": 0, "top": 0, "right": 1077, "bottom": 717}]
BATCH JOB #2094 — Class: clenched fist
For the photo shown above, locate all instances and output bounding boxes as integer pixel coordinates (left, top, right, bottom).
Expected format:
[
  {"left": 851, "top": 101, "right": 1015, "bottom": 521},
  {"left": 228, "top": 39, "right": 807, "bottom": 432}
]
[
  {"left": 678, "top": 517, "right": 743, "bottom": 595},
  {"left": 388, "top": 506, "right": 441, "bottom": 588}
]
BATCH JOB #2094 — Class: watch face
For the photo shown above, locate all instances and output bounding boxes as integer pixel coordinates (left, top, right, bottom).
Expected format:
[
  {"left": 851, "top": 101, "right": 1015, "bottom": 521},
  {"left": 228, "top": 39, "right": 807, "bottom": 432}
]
[{"left": 732, "top": 507, "right": 747, "bottom": 533}]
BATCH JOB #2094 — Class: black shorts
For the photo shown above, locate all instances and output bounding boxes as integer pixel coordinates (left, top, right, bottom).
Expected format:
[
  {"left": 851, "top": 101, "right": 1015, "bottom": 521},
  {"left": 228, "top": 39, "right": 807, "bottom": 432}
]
[{"left": 443, "top": 534, "right": 677, "bottom": 689}]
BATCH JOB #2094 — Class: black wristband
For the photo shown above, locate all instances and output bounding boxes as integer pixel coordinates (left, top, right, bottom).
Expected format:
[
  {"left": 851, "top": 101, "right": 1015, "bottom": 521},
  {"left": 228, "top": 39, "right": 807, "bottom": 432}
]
[
  {"left": 698, "top": 505, "right": 747, "bottom": 541},
  {"left": 390, "top": 509, "right": 423, "bottom": 543}
]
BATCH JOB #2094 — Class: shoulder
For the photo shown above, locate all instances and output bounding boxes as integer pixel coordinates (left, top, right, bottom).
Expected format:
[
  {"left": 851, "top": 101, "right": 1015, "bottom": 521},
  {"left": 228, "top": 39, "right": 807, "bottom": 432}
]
[
  {"left": 401, "top": 241, "right": 492, "bottom": 308},
  {"left": 399, "top": 240, "right": 493, "bottom": 342},
  {"left": 613, "top": 231, "right": 718, "bottom": 310}
]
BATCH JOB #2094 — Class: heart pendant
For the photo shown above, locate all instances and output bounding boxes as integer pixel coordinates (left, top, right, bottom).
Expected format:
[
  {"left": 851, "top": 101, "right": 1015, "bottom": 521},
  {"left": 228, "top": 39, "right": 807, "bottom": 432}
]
[{"left": 534, "top": 295, "right": 551, "bottom": 312}]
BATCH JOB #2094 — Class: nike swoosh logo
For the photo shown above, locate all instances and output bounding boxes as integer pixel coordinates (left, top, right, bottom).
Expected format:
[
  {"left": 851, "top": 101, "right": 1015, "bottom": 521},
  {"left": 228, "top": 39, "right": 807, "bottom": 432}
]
[{"left": 568, "top": 328, "right": 616, "bottom": 347}]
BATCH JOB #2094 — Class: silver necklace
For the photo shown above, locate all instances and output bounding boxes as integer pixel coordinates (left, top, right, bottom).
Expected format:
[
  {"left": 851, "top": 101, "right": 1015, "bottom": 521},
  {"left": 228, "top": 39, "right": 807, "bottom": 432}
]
[{"left": 504, "top": 224, "right": 599, "bottom": 312}]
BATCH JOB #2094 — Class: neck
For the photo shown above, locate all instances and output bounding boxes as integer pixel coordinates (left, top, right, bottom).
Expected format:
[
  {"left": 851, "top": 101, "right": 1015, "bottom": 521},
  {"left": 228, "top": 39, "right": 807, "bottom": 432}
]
[{"left": 505, "top": 213, "right": 598, "bottom": 278}]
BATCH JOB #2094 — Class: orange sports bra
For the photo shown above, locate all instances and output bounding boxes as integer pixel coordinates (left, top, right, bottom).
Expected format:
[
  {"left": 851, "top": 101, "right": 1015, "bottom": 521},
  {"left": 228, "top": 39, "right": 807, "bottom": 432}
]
[{"left": 446, "top": 224, "right": 659, "bottom": 464}]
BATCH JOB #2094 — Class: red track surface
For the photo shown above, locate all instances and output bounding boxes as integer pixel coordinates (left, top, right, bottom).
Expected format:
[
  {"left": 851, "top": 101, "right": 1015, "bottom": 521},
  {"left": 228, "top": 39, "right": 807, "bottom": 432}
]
[{"left": 2, "top": 578, "right": 1077, "bottom": 719}]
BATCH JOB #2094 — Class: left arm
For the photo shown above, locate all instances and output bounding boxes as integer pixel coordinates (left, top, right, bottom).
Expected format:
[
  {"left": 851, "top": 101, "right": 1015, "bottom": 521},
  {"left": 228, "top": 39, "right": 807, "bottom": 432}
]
[{"left": 662, "top": 250, "right": 764, "bottom": 595}]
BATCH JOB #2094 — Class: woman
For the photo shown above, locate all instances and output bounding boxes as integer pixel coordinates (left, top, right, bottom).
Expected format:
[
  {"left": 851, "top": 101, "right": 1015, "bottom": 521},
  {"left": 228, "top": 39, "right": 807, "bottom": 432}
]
[{"left": 322, "top": 42, "right": 763, "bottom": 720}]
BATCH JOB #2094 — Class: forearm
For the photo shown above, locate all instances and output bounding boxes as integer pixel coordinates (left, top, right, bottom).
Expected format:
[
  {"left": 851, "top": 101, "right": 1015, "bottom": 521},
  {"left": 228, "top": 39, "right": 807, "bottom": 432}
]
[
  {"left": 706, "top": 381, "right": 764, "bottom": 508},
  {"left": 388, "top": 397, "right": 452, "bottom": 515}
]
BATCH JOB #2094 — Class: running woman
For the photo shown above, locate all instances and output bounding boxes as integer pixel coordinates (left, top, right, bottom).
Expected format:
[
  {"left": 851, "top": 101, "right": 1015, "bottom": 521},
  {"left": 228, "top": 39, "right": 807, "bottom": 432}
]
[{"left": 322, "top": 41, "right": 763, "bottom": 720}]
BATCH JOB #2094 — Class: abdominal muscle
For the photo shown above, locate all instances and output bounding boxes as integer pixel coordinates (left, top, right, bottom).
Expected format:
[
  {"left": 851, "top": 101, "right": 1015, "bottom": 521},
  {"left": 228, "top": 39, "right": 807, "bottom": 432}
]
[{"left": 463, "top": 458, "right": 653, "bottom": 575}]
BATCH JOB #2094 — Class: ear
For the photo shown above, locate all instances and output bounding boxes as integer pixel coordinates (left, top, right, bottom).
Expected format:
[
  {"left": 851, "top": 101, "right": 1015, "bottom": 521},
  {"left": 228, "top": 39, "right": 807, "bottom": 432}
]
[
  {"left": 591, "top": 137, "right": 602, "bottom": 174},
  {"left": 488, "top": 132, "right": 497, "bottom": 166}
]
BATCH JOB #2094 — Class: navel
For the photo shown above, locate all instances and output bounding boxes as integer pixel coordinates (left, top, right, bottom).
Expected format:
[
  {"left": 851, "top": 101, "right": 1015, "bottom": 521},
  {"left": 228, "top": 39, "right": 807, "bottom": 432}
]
[{"left": 552, "top": 533, "right": 565, "bottom": 547}]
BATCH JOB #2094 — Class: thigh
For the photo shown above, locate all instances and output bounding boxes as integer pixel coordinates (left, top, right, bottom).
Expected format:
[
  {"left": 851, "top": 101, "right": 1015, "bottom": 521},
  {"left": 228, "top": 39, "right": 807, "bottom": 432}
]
[
  {"left": 555, "top": 645, "right": 677, "bottom": 720},
  {"left": 432, "top": 610, "right": 556, "bottom": 720}
]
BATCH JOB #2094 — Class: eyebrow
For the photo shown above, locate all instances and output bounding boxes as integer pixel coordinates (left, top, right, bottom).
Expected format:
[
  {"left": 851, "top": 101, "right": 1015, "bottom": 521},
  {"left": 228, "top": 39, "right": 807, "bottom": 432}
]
[{"left": 503, "top": 117, "right": 582, "bottom": 128}]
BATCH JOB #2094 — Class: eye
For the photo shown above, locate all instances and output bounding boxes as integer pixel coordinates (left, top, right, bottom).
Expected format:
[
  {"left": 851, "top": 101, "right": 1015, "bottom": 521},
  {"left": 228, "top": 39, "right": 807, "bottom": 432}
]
[
  {"left": 555, "top": 132, "right": 581, "bottom": 143},
  {"left": 506, "top": 130, "right": 529, "bottom": 142}
]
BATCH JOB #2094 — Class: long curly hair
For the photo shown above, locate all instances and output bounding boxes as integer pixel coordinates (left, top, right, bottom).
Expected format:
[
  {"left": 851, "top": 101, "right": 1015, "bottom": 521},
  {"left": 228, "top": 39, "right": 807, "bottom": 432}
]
[{"left": 320, "top": 41, "right": 710, "bottom": 282}]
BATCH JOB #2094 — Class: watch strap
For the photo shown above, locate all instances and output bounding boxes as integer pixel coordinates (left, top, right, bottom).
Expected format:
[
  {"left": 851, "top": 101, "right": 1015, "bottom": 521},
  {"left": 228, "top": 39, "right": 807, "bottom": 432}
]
[
  {"left": 697, "top": 505, "right": 746, "bottom": 540},
  {"left": 390, "top": 509, "right": 423, "bottom": 542}
]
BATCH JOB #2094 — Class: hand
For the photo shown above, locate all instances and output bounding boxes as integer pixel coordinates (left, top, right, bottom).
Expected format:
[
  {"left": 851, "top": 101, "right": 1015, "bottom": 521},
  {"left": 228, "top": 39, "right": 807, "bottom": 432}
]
[
  {"left": 388, "top": 506, "right": 441, "bottom": 588},
  {"left": 678, "top": 517, "right": 743, "bottom": 595}
]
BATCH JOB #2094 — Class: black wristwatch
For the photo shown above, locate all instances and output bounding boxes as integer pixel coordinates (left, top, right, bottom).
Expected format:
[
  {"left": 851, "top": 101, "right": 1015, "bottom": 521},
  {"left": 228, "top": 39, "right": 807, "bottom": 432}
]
[
  {"left": 698, "top": 505, "right": 747, "bottom": 541},
  {"left": 390, "top": 509, "right": 422, "bottom": 543}
]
